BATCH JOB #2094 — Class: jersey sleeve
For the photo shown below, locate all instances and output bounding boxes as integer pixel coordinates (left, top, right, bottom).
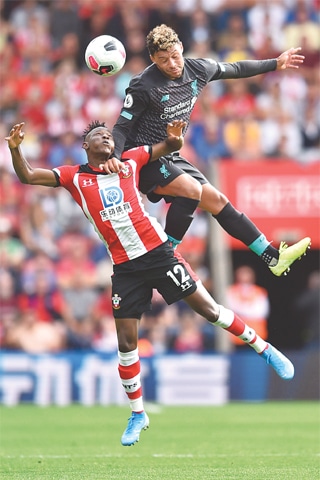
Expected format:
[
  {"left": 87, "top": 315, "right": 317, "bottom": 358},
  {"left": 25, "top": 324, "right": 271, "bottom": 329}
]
[
  {"left": 121, "top": 145, "right": 152, "bottom": 169},
  {"left": 112, "top": 76, "right": 150, "bottom": 158},
  {"left": 205, "top": 58, "right": 277, "bottom": 81},
  {"left": 52, "top": 165, "right": 77, "bottom": 188}
]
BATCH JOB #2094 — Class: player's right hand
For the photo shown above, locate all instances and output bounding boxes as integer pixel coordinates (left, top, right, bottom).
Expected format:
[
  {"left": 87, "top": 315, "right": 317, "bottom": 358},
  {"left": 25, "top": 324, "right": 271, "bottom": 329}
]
[{"left": 5, "top": 123, "right": 25, "bottom": 149}]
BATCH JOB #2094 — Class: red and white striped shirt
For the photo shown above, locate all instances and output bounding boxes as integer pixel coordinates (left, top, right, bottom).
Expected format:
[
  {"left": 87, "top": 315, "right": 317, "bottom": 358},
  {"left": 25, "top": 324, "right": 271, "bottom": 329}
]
[{"left": 53, "top": 146, "right": 167, "bottom": 265}]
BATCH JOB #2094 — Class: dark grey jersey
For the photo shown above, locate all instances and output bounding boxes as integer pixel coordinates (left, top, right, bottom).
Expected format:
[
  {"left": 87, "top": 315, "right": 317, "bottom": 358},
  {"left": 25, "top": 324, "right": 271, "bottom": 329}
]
[{"left": 112, "top": 57, "right": 277, "bottom": 158}]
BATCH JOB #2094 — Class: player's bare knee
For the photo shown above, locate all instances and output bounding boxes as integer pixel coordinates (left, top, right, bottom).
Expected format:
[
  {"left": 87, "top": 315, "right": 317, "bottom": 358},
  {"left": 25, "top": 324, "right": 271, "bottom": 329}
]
[
  {"left": 207, "top": 307, "right": 220, "bottom": 324},
  {"left": 118, "top": 341, "right": 137, "bottom": 353},
  {"left": 199, "top": 186, "right": 228, "bottom": 214}
]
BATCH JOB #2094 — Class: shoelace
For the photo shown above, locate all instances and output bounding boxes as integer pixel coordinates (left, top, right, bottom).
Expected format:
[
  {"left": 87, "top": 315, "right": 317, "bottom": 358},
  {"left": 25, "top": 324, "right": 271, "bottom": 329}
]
[{"left": 279, "top": 241, "right": 288, "bottom": 253}]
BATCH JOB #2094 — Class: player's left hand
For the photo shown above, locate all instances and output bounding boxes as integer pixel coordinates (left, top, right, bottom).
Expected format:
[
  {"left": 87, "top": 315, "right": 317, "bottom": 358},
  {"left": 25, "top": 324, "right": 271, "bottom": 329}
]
[
  {"left": 166, "top": 119, "right": 186, "bottom": 138},
  {"left": 165, "top": 120, "right": 186, "bottom": 149},
  {"left": 276, "top": 47, "right": 305, "bottom": 70},
  {"left": 99, "top": 156, "right": 123, "bottom": 173}
]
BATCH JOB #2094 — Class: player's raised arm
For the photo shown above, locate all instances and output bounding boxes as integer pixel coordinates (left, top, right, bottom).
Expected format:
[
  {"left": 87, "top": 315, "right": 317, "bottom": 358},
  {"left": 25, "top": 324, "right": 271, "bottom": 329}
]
[
  {"left": 150, "top": 119, "right": 186, "bottom": 161},
  {"left": 100, "top": 119, "right": 186, "bottom": 173},
  {"left": 5, "top": 123, "right": 58, "bottom": 187}
]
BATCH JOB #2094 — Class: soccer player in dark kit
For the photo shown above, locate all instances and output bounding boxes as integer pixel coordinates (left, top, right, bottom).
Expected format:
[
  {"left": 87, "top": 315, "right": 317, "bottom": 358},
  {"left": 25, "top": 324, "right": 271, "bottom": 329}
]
[
  {"left": 104, "top": 24, "right": 310, "bottom": 276},
  {"left": 7, "top": 120, "right": 294, "bottom": 447}
]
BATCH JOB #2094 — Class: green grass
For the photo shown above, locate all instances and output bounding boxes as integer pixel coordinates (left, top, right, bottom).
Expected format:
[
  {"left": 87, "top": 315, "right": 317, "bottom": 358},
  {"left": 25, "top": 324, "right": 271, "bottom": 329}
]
[{"left": 0, "top": 402, "right": 319, "bottom": 480}]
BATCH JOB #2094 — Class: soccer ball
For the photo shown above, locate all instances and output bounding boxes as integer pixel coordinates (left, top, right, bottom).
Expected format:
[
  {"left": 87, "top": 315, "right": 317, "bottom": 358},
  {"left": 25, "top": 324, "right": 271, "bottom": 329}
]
[{"left": 85, "top": 35, "right": 126, "bottom": 77}]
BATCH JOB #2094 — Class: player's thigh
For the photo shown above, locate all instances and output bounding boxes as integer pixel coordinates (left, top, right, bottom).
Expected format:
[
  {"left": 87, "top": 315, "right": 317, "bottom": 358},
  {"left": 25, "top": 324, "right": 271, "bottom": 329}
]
[
  {"left": 112, "top": 272, "right": 153, "bottom": 319},
  {"left": 155, "top": 173, "right": 201, "bottom": 199},
  {"left": 139, "top": 158, "right": 183, "bottom": 194},
  {"left": 199, "top": 182, "right": 229, "bottom": 214}
]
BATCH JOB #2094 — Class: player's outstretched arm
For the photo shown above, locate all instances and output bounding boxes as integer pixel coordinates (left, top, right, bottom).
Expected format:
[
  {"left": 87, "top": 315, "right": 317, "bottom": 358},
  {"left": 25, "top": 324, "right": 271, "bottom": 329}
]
[
  {"left": 100, "top": 119, "right": 186, "bottom": 173},
  {"left": 276, "top": 47, "right": 305, "bottom": 70},
  {"left": 219, "top": 47, "right": 305, "bottom": 80},
  {"left": 150, "top": 119, "right": 186, "bottom": 161},
  {"left": 5, "top": 123, "right": 58, "bottom": 186}
]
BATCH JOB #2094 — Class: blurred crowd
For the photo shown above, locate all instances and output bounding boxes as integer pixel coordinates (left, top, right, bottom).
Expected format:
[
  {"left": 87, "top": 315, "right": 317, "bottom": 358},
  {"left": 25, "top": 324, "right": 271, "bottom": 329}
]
[{"left": 0, "top": 0, "right": 319, "bottom": 355}]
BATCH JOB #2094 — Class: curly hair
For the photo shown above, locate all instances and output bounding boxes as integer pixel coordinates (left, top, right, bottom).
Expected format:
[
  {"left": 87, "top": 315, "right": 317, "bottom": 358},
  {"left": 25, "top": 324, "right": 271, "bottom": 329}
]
[
  {"left": 146, "top": 24, "right": 180, "bottom": 56},
  {"left": 82, "top": 120, "right": 107, "bottom": 141}
]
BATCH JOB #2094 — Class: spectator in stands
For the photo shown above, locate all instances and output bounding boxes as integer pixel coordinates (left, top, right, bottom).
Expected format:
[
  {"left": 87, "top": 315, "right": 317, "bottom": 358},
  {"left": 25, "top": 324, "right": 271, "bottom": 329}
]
[
  {"left": 188, "top": 113, "right": 231, "bottom": 168},
  {"left": 223, "top": 112, "right": 262, "bottom": 161},
  {"left": 49, "top": 0, "right": 82, "bottom": 57},
  {"left": 45, "top": 59, "right": 87, "bottom": 138},
  {"left": 20, "top": 252, "right": 56, "bottom": 293},
  {"left": 0, "top": 215, "right": 26, "bottom": 271},
  {"left": 17, "top": 269, "right": 70, "bottom": 324},
  {"left": 0, "top": 166, "right": 25, "bottom": 218},
  {"left": 0, "top": 268, "right": 19, "bottom": 348},
  {"left": 19, "top": 190, "right": 59, "bottom": 259},
  {"left": 83, "top": 78, "right": 123, "bottom": 130},
  {"left": 61, "top": 269, "right": 99, "bottom": 349},
  {"left": 55, "top": 233, "right": 98, "bottom": 290},
  {"left": 47, "top": 131, "right": 87, "bottom": 169},
  {"left": 9, "top": 0, "right": 49, "bottom": 32},
  {"left": 168, "top": 305, "right": 215, "bottom": 353},
  {"left": 13, "top": 12, "right": 52, "bottom": 71},
  {"left": 4, "top": 309, "right": 66, "bottom": 353},
  {"left": 226, "top": 265, "right": 270, "bottom": 348},
  {"left": 91, "top": 283, "right": 119, "bottom": 352},
  {"left": 181, "top": 8, "right": 217, "bottom": 54},
  {"left": 283, "top": 1, "right": 320, "bottom": 52},
  {"left": 291, "top": 270, "right": 320, "bottom": 348},
  {"left": 299, "top": 103, "right": 320, "bottom": 156},
  {"left": 217, "top": 12, "right": 252, "bottom": 63},
  {"left": 17, "top": 263, "right": 92, "bottom": 350},
  {"left": 247, "top": 0, "right": 287, "bottom": 54}
]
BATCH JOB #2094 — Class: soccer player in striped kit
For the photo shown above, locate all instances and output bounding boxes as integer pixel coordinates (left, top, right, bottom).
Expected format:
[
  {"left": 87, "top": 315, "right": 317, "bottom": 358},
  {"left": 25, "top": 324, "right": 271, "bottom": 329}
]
[{"left": 7, "top": 120, "right": 294, "bottom": 447}]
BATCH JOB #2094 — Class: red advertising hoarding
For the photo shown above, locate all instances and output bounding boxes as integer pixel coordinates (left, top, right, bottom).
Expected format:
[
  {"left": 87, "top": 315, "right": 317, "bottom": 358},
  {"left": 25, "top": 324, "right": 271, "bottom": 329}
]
[{"left": 218, "top": 160, "right": 320, "bottom": 248}]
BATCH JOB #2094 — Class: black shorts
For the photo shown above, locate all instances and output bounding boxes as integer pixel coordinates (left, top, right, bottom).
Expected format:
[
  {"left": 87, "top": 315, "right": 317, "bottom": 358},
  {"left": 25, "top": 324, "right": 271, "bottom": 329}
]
[
  {"left": 111, "top": 241, "right": 198, "bottom": 319},
  {"left": 139, "top": 153, "right": 209, "bottom": 203}
]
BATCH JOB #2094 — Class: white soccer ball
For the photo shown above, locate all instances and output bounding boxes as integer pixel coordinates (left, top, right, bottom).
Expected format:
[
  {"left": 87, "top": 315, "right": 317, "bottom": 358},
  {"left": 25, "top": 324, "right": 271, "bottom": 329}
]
[{"left": 85, "top": 35, "right": 126, "bottom": 77}]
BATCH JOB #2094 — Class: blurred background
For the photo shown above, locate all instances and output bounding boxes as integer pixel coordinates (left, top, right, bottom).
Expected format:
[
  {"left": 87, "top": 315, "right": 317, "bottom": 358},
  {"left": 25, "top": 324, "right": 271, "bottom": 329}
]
[{"left": 0, "top": 0, "right": 319, "bottom": 404}]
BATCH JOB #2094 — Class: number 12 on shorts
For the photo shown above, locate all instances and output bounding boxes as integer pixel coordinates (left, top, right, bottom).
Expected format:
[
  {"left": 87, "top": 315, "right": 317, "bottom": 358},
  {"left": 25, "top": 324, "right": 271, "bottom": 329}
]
[{"left": 166, "top": 265, "right": 193, "bottom": 291}]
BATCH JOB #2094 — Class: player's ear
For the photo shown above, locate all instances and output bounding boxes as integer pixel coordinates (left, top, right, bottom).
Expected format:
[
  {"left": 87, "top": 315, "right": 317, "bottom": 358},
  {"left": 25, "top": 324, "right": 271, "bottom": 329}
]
[
  {"left": 82, "top": 141, "right": 89, "bottom": 151},
  {"left": 179, "top": 41, "right": 183, "bottom": 53}
]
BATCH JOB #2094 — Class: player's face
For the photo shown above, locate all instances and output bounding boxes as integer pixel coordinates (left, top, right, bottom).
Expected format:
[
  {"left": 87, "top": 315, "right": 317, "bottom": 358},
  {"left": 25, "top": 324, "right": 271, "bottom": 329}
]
[
  {"left": 151, "top": 43, "right": 184, "bottom": 80},
  {"left": 84, "top": 127, "right": 115, "bottom": 163}
]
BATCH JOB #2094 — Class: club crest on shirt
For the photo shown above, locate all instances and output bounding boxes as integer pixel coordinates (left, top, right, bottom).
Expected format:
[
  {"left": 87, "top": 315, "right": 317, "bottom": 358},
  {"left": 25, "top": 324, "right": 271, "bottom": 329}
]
[
  {"left": 120, "top": 164, "right": 132, "bottom": 179},
  {"left": 112, "top": 293, "right": 122, "bottom": 309}
]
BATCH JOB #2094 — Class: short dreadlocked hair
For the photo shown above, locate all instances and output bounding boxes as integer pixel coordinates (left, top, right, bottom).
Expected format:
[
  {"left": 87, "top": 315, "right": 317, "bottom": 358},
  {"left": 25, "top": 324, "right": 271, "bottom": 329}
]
[
  {"left": 146, "top": 24, "right": 180, "bottom": 56},
  {"left": 82, "top": 120, "right": 107, "bottom": 141}
]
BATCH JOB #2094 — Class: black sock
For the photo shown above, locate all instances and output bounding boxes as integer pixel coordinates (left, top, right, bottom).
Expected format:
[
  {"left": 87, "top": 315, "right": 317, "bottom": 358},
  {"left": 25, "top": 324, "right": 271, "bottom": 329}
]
[
  {"left": 165, "top": 197, "right": 200, "bottom": 242},
  {"left": 213, "top": 202, "right": 263, "bottom": 246},
  {"left": 214, "top": 203, "right": 280, "bottom": 265}
]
